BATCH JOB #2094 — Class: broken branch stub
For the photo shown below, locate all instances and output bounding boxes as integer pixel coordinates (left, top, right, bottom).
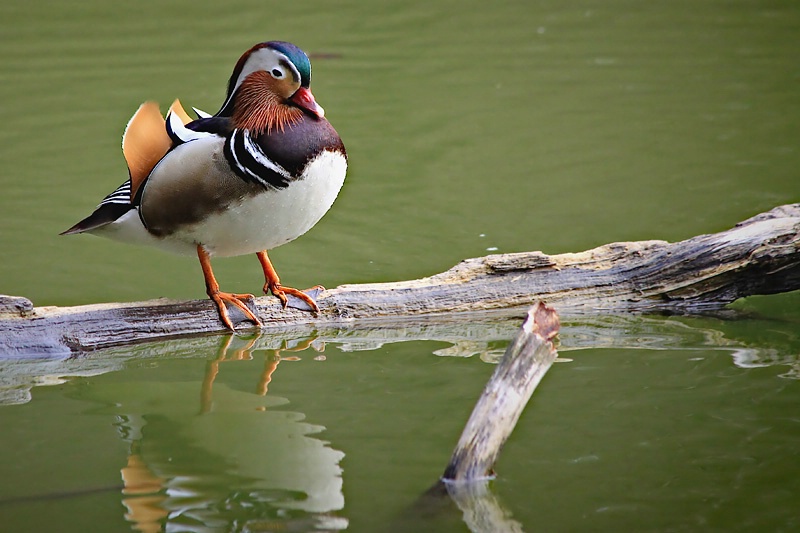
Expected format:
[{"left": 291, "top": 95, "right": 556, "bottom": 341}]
[{"left": 442, "top": 301, "right": 560, "bottom": 482}]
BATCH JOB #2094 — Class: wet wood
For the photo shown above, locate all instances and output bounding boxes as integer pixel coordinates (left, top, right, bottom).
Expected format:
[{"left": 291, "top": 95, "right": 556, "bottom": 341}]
[
  {"left": 442, "top": 302, "right": 559, "bottom": 482},
  {"left": 1, "top": 203, "right": 799, "bottom": 355},
  {"left": 402, "top": 304, "right": 558, "bottom": 532}
]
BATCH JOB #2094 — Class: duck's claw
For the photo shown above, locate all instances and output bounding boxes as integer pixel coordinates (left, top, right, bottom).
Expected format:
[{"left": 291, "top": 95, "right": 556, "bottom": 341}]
[
  {"left": 210, "top": 291, "right": 263, "bottom": 330},
  {"left": 256, "top": 250, "right": 323, "bottom": 314},
  {"left": 264, "top": 284, "right": 323, "bottom": 313}
]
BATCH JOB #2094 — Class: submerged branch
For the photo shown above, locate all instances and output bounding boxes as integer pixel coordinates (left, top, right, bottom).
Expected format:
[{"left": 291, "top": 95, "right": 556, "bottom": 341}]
[
  {"left": 404, "top": 303, "right": 558, "bottom": 533},
  {"left": 442, "top": 302, "right": 559, "bottom": 482},
  {"left": 1, "top": 203, "right": 798, "bottom": 355}
]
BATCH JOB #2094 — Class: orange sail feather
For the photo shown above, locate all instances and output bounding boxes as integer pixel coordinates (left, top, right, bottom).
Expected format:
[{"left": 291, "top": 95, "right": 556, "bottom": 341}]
[
  {"left": 168, "top": 99, "right": 193, "bottom": 126},
  {"left": 122, "top": 101, "right": 172, "bottom": 201}
]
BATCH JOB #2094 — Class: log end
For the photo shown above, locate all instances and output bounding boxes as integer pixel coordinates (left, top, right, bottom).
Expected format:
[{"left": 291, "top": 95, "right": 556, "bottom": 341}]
[
  {"left": 527, "top": 301, "right": 560, "bottom": 342},
  {"left": 0, "top": 295, "right": 34, "bottom": 318}
]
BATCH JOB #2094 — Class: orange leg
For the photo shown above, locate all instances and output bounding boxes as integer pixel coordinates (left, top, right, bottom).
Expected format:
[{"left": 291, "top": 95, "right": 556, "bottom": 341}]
[
  {"left": 201, "top": 333, "right": 261, "bottom": 413},
  {"left": 256, "top": 250, "right": 322, "bottom": 313},
  {"left": 197, "top": 245, "right": 262, "bottom": 330},
  {"left": 257, "top": 354, "right": 280, "bottom": 396},
  {"left": 256, "top": 337, "right": 321, "bottom": 396}
]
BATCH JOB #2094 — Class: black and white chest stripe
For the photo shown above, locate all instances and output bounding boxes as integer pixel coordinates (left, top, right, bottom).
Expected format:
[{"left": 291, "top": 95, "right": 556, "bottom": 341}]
[
  {"left": 166, "top": 110, "right": 295, "bottom": 191},
  {"left": 223, "top": 128, "right": 293, "bottom": 189}
]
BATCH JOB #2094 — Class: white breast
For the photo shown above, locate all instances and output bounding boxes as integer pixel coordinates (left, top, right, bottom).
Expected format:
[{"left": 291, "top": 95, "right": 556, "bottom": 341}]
[{"left": 178, "top": 149, "right": 347, "bottom": 257}]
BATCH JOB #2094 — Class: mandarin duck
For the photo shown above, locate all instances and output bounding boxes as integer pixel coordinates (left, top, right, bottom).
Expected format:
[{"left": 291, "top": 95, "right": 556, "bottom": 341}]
[{"left": 62, "top": 41, "right": 347, "bottom": 330}]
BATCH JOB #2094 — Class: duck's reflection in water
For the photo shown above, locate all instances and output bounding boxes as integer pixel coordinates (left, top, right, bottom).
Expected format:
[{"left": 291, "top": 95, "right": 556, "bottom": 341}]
[{"left": 114, "top": 334, "right": 346, "bottom": 533}]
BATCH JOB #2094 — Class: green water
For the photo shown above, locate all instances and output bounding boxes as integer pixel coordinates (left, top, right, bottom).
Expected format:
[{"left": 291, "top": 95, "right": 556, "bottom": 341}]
[{"left": 1, "top": 0, "right": 799, "bottom": 531}]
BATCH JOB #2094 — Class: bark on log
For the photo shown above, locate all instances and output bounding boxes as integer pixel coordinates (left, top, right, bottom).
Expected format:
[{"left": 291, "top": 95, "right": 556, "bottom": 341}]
[{"left": 1, "top": 203, "right": 798, "bottom": 355}]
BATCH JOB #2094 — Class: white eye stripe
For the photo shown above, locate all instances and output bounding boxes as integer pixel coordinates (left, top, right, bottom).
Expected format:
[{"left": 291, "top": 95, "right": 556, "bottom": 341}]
[
  {"left": 277, "top": 60, "right": 301, "bottom": 84},
  {"left": 218, "top": 48, "right": 303, "bottom": 114},
  {"left": 233, "top": 50, "right": 299, "bottom": 91}
]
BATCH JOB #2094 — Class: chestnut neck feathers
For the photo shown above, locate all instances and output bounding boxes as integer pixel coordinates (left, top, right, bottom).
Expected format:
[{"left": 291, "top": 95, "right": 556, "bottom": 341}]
[{"left": 231, "top": 71, "right": 304, "bottom": 135}]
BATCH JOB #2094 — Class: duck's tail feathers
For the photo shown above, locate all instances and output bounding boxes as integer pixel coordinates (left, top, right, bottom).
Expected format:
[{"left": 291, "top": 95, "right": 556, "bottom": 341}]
[
  {"left": 61, "top": 180, "right": 134, "bottom": 235},
  {"left": 60, "top": 203, "right": 133, "bottom": 235}
]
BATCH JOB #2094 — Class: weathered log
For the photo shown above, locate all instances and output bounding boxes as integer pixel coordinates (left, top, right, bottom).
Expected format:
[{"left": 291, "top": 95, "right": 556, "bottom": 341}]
[
  {"left": 443, "top": 302, "right": 559, "bottom": 482},
  {"left": 2, "top": 309, "right": 794, "bottom": 407},
  {"left": 5, "top": 310, "right": 797, "bottom": 406},
  {"left": 1, "top": 203, "right": 798, "bottom": 355}
]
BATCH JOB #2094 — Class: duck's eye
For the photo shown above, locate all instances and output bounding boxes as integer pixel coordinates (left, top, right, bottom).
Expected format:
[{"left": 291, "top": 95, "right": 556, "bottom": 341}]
[{"left": 271, "top": 68, "right": 284, "bottom": 79}]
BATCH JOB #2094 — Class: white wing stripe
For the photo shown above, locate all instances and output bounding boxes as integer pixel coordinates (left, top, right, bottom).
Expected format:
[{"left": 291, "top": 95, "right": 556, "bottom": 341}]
[
  {"left": 166, "top": 112, "right": 215, "bottom": 144},
  {"left": 98, "top": 181, "right": 132, "bottom": 207}
]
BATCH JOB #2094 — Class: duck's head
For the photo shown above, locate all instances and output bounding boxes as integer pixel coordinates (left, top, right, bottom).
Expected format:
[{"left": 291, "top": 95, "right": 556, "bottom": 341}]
[{"left": 217, "top": 41, "right": 325, "bottom": 130}]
